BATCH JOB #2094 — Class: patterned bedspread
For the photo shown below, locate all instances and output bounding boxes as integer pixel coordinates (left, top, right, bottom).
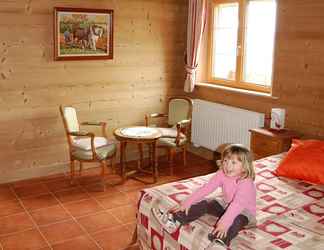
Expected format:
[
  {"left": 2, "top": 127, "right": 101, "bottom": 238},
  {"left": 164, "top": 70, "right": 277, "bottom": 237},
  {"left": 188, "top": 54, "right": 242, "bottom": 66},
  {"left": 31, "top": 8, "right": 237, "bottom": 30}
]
[{"left": 136, "top": 154, "right": 324, "bottom": 250}]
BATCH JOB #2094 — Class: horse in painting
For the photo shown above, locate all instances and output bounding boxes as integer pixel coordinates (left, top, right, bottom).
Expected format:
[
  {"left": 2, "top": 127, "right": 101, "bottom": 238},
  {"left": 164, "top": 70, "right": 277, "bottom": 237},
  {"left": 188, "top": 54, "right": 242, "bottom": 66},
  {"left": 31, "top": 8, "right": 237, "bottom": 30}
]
[
  {"left": 88, "top": 25, "right": 104, "bottom": 51},
  {"left": 72, "top": 25, "right": 104, "bottom": 51}
]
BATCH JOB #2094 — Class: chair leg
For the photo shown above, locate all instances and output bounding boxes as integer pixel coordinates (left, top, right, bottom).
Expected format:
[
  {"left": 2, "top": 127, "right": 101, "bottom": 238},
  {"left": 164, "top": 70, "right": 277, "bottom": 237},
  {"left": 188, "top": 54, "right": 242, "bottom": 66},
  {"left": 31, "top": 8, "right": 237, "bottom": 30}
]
[
  {"left": 70, "top": 160, "right": 75, "bottom": 184},
  {"left": 169, "top": 148, "right": 175, "bottom": 175},
  {"left": 101, "top": 160, "right": 107, "bottom": 191},
  {"left": 183, "top": 146, "right": 187, "bottom": 166}
]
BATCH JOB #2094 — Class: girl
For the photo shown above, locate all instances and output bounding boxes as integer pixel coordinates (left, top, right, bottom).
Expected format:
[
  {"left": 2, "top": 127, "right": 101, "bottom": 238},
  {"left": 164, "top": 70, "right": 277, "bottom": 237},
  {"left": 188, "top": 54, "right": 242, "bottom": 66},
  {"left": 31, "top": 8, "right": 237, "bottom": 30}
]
[{"left": 169, "top": 144, "right": 256, "bottom": 247}]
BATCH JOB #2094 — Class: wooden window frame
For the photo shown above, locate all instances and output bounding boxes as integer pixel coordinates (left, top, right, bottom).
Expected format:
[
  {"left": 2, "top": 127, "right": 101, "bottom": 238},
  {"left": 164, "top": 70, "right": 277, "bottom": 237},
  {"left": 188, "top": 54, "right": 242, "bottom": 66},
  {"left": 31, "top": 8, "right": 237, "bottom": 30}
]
[{"left": 208, "top": 0, "right": 276, "bottom": 93}]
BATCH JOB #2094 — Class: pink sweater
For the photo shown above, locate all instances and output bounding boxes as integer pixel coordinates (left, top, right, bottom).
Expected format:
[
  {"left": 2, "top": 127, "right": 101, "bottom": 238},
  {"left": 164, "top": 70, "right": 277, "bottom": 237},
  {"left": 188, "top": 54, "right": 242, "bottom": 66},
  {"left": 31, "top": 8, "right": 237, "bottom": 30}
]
[{"left": 182, "top": 170, "right": 256, "bottom": 230}]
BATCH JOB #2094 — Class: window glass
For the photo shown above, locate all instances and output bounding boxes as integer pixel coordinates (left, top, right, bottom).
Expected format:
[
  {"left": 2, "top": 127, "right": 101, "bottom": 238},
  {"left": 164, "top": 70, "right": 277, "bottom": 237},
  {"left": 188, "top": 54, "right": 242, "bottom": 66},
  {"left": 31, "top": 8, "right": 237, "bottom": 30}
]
[
  {"left": 212, "top": 3, "right": 239, "bottom": 80},
  {"left": 243, "top": 0, "right": 277, "bottom": 86}
]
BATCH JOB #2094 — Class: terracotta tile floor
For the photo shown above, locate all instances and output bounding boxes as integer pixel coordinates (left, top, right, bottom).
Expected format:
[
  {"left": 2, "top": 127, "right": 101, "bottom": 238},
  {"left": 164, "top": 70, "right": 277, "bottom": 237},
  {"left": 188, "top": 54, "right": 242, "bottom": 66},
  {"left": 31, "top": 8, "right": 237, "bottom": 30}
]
[{"left": 0, "top": 153, "right": 214, "bottom": 250}]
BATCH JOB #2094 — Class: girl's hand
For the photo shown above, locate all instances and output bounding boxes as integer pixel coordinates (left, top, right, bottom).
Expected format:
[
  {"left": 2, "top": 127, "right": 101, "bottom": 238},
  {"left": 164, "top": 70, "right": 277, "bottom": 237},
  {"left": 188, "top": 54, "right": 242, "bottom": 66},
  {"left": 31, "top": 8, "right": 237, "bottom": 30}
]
[
  {"left": 168, "top": 203, "right": 189, "bottom": 215},
  {"left": 211, "top": 222, "right": 227, "bottom": 239}
]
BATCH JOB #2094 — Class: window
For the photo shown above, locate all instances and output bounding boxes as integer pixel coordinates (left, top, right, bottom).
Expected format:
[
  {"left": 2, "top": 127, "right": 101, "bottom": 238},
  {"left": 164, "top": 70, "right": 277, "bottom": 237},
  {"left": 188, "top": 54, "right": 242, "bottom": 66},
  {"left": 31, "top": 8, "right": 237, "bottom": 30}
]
[{"left": 209, "top": 0, "right": 277, "bottom": 92}]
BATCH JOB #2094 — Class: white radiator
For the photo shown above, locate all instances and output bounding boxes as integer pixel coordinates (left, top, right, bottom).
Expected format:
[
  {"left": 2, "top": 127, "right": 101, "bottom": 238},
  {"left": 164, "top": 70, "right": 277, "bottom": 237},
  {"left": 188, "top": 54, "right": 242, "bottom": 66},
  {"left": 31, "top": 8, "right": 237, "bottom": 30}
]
[{"left": 191, "top": 99, "right": 264, "bottom": 150}]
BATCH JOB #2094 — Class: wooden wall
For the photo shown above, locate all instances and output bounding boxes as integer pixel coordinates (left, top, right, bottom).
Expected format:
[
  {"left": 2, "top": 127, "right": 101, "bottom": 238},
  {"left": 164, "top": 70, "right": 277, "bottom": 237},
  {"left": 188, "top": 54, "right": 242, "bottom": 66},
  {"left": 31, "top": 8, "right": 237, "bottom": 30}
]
[
  {"left": 190, "top": 0, "right": 324, "bottom": 140},
  {"left": 0, "top": 0, "right": 187, "bottom": 182}
]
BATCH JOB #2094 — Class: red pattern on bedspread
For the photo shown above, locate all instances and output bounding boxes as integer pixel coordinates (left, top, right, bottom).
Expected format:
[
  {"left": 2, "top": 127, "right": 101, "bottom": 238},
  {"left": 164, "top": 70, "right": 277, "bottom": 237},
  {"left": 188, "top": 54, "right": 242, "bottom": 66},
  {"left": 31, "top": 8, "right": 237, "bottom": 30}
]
[{"left": 137, "top": 154, "right": 324, "bottom": 249}]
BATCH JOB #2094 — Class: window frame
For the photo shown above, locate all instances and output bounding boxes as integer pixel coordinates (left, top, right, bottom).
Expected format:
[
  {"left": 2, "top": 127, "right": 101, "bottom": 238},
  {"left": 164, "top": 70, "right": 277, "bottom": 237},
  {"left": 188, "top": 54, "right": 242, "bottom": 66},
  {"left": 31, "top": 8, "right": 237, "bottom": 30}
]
[{"left": 207, "top": 0, "right": 277, "bottom": 93}]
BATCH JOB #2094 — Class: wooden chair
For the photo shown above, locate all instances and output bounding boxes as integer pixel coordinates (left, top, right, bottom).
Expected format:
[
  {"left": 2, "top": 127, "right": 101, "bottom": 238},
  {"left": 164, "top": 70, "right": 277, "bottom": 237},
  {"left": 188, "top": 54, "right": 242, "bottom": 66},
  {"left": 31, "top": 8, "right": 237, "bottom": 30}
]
[
  {"left": 145, "top": 96, "right": 193, "bottom": 174},
  {"left": 59, "top": 105, "right": 117, "bottom": 189}
]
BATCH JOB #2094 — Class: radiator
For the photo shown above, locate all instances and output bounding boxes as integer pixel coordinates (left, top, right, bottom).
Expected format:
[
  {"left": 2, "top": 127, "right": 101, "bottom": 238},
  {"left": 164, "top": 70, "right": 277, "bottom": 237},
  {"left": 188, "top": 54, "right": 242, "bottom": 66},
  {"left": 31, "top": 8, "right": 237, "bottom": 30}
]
[{"left": 191, "top": 99, "right": 265, "bottom": 150}]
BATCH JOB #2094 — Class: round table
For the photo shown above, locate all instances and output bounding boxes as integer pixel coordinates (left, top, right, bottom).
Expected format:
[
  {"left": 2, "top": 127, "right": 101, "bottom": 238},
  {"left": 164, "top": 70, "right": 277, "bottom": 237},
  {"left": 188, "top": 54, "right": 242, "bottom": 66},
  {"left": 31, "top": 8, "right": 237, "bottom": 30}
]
[{"left": 114, "top": 126, "right": 162, "bottom": 183}]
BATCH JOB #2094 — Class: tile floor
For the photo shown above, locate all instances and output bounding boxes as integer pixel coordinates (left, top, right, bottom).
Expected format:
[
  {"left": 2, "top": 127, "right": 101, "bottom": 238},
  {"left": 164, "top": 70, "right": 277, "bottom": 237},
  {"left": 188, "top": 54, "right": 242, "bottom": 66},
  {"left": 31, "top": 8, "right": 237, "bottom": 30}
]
[{"left": 0, "top": 153, "right": 215, "bottom": 250}]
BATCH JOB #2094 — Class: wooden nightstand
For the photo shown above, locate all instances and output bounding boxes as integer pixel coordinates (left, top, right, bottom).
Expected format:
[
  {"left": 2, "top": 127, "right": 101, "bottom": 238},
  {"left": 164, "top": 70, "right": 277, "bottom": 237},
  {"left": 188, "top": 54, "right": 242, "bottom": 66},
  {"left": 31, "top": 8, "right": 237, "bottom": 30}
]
[{"left": 249, "top": 128, "right": 300, "bottom": 159}]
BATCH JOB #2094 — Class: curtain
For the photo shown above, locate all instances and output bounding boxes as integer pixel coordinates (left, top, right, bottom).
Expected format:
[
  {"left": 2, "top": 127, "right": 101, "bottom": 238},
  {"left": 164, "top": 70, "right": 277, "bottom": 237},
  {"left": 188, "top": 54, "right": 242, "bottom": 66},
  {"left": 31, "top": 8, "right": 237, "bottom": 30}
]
[{"left": 184, "top": 0, "right": 208, "bottom": 93}]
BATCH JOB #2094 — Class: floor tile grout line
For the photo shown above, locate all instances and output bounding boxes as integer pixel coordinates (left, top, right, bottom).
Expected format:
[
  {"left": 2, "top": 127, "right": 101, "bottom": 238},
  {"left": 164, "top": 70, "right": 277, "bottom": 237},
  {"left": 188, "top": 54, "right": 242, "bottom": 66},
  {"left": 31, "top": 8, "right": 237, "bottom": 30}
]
[
  {"left": 0, "top": 227, "right": 42, "bottom": 238},
  {"left": 117, "top": 190, "right": 140, "bottom": 243},
  {"left": 106, "top": 191, "right": 137, "bottom": 225},
  {"left": 8, "top": 186, "right": 53, "bottom": 250},
  {"left": 105, "top": 206, "right": 131, "bottom": 225},
  {"left": 83, "top": 223, "right": 135, "bottom": 238},
  {"left": 14, "top": 191, "right": 52, "bottom": 200},
  {"left": 80, "top": 179, "right": 129, "bottom": 232},
  {"left": 34, "top": 217, "right": 75, "bottom": 229},
  {"left": 52, "top": 194, "right": 91, "bottom": 205},
  {"left": 76, "top": 173, "right": 141, "bottom": 243},
  {"left": 0, "top": 196, "right": 92, "bottom": 221},
  {"left": 0, "top": 210, "right": 27, "bottom": 220},
  {"left": 47, "top": 187, "right": 104, "bottom": 250},
  {"left": 84, "top": 178, "right": 141, "bottom": 247},
  {"left": 15, "top": 182, "right": 119, "bottom": 203},
  {"left": 10, "top": 181, "right": 52, "bottom": 199}
]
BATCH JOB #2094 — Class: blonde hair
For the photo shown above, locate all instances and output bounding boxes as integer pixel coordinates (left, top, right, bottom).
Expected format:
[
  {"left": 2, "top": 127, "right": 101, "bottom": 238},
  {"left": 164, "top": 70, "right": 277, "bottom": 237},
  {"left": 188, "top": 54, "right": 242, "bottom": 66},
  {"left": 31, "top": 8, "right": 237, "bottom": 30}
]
[{"left": 221, "top": 144, "right": 255, "bottom": 180}]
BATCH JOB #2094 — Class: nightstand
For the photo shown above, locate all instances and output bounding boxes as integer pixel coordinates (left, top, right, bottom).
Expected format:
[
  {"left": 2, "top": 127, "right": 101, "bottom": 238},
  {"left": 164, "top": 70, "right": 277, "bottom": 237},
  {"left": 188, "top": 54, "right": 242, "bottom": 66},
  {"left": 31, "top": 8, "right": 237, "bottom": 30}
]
[{"left": 249, "top": 128, "right": 300, "bottom": 159}]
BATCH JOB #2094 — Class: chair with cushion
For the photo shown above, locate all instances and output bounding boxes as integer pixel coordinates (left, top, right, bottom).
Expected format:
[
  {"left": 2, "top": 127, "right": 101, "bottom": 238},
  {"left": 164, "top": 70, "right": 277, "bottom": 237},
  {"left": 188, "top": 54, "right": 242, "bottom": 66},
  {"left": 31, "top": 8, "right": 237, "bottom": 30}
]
[
  {"left": 59, "top": 105, "right": 117, "bottom": 189},
  {"left": 145, "top": 96, "right": 193, "bottom": 174}
]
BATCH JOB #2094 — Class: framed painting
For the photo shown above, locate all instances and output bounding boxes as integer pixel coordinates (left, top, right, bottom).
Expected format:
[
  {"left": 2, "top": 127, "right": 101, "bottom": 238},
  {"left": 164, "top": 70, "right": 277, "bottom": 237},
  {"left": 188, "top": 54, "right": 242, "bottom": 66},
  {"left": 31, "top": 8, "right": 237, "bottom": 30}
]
[{"left": 54, "top": 7, "right": 113, "bottom": 61}]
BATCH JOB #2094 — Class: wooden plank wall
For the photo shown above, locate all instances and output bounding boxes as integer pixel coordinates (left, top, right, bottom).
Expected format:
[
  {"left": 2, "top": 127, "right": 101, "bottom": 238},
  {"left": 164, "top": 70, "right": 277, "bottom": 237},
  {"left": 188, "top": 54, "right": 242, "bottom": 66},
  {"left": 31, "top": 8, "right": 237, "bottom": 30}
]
[
  {"left": 0, "top": 0, "right": 187, "bottom": 182},
  {"left": 190, "top": 0, "right": 324, "bottom": 139}
]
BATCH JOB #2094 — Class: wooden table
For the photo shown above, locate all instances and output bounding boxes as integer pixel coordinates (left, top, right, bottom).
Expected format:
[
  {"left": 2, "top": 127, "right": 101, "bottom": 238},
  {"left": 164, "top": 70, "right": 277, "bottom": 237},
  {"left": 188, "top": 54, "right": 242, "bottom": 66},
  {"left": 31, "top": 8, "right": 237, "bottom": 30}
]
[{"left": 114, "top": 126, "right": 162, "bottom": 183}]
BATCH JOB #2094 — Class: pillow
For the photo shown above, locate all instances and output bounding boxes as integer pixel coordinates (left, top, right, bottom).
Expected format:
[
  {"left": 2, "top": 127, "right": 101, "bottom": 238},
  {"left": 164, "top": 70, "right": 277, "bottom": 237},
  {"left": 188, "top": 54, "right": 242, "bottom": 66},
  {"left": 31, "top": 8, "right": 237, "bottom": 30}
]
[{"left": 275, "top": 139, "right": 324, "bottom": 184}]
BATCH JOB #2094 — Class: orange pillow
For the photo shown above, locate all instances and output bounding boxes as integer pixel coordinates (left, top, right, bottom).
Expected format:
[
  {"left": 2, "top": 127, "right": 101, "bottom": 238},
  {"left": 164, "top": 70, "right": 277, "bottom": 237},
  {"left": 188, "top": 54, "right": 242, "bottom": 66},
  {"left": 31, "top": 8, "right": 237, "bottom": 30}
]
[{"left": 275, "top": 139, "right": 324, "bottom": 184}]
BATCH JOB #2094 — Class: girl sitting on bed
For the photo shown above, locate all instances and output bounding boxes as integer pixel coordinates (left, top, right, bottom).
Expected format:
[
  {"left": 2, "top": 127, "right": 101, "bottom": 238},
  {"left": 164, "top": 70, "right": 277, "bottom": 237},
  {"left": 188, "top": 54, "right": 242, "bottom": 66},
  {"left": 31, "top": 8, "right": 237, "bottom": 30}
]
[{"left": 166, "top": 144, "right": 256, "bottom": 247}]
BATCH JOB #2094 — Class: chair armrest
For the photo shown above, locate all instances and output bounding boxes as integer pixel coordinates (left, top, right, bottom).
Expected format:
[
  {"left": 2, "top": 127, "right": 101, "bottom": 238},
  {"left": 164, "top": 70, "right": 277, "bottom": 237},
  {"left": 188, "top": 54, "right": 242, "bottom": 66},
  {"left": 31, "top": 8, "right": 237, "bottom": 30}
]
[
  {"left": 176, "top": 119, "right": 191, "bottom": 127},
  {"left": 81, "top": 121, "right": 106, "bottom": 126},
  {"left": 81, "top": 121, "right": 108, "bottom": 138},
  {"left": 149, "top": 113, "right": 168, "bottom": 118},
  {"left": 145, "top": 113, "right": 168, "bottom": 126},
  {"left": 69, "top": 131, "right": 95, "bottom": 137}
]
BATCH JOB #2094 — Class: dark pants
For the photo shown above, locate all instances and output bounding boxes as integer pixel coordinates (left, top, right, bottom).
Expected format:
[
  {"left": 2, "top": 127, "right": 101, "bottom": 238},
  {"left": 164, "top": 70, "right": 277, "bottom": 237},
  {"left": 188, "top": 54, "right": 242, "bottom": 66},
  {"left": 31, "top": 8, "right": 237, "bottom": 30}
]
[{"left": 173, "top": 200, "right": 248, "bottom": 246}]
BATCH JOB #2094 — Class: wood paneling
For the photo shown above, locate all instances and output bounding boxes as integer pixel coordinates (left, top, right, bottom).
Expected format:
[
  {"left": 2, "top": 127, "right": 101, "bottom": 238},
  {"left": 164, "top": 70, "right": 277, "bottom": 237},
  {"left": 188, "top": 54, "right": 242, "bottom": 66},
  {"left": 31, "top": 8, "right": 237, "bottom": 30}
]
[
  {"left": 192, "top": 0, "right": 324, "bottom": 139},
  {"left": 0, "top": 0, "right": 187, "bottom": 181}
]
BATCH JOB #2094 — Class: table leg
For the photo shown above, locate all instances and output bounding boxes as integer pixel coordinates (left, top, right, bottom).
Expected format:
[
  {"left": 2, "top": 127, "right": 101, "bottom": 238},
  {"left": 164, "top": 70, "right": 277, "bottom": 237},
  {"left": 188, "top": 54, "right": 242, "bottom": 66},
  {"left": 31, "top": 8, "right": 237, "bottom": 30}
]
[
  {"left": 152, "top": 141, "right": 158, "bottom": 183},
  {"left": 120, "top": 141, "right": 126, "bottom": 182},
  {"left": 137, "top": 143, "right": 143, "bottom": 170},
  {"left": 148, "top": 143, "right": 152, "bottom": 168}
]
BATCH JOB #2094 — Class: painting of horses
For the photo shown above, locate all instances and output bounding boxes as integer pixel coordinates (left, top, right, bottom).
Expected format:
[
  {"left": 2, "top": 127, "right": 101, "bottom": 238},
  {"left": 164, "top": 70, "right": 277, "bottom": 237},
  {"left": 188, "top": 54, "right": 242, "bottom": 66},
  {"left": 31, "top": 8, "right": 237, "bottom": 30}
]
[{"left": 54, "top": 7, "right": 113, "bottom": 60}]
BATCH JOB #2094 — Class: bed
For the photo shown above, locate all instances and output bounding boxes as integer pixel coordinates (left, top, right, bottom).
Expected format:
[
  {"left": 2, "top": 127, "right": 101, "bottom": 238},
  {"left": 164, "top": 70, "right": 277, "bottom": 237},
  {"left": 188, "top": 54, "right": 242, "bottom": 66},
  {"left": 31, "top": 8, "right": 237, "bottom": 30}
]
[{"left": 135, "top": 153, "right": 324, "bottom": 250}]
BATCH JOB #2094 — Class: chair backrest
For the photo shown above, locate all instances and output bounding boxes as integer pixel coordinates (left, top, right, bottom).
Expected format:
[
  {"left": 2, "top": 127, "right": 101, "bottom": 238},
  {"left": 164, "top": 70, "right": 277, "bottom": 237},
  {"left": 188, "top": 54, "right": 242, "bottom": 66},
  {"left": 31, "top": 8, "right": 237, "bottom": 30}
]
[
  {"left": 60, "top": 106, "right": 80, "bottom": 133},
  {"left": 167, "top": 97, "right": 193, "bottom": 126}
]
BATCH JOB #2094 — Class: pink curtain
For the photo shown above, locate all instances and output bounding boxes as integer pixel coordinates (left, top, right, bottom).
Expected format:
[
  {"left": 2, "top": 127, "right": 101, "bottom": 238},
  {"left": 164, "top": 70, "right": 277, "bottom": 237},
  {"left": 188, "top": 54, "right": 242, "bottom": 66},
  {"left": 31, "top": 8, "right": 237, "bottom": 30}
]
[{"left": 184, "top": 0, "right": 208, "bottom": 93}]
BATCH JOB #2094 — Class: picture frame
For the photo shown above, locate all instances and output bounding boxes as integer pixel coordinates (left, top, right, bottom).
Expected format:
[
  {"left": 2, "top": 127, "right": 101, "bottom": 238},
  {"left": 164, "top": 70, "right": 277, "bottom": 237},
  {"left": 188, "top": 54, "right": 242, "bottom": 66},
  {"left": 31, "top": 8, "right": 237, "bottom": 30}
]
[{"left": 54, "top": 7, "right": 113, "bottom": 61}]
